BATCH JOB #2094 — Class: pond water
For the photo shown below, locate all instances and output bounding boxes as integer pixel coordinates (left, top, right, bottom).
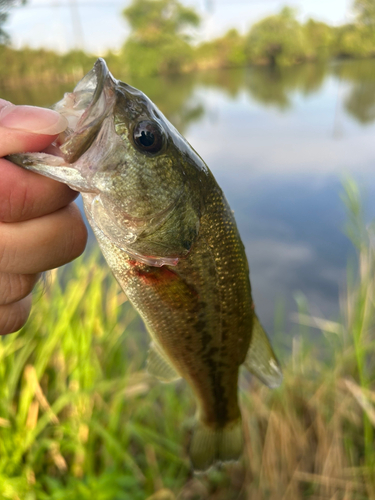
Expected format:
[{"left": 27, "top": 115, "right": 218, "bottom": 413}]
[{"left": 2, "top": 59, "right": 375, "bottom": 340}]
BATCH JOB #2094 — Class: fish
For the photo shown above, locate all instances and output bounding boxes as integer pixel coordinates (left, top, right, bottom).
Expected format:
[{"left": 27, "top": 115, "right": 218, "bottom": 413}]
[{"left": 7, "top": 58, "right": 282, "bottom": 471}]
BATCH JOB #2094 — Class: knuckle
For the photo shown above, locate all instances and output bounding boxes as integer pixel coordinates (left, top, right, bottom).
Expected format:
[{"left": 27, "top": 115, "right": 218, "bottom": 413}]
[
  {"left": 0, "top": 226, "right": 13, "bottom": 272},
  {"left": 0, "top": 181, "right": 30, "bottom": 222},
  {"left": 0, "top": 298, "right": 31, "bottom": 335},
  {"left": 0, "top": 273, "right": 39, "bottom": 305},
  {"left": 0, "top": 182, "right": 15, "bottom": 221}
]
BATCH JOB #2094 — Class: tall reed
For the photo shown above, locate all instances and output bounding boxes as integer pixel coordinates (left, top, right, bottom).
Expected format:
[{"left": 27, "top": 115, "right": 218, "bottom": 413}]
[{"left": 1, "top": 182, "right": 375, "bottom": 499}]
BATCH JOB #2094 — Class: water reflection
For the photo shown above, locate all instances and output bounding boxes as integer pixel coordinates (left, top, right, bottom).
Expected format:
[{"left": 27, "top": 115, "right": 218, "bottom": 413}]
[
  {"left": 331, "top": 60, "right": 375, "bottom": 125},
  {"left": 3, "top": 60, "right": 375, "bottom": 127},
  {"left": 128, "top": 72, "right": 205, "bottom": 133},
  {"left": 243, "top": 63, "right": 327, "bottom": 110},
  {"left": 2, "top": 59, "right": 375, "bottom": 337},
  {"left": 345, "top": 81, "right": 375, "bottom": 124}
]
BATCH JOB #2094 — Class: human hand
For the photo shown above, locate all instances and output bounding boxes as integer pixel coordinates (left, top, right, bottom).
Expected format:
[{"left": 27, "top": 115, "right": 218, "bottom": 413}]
[{"left": 0, "top": 99, "right": 88, "bottom": 334}]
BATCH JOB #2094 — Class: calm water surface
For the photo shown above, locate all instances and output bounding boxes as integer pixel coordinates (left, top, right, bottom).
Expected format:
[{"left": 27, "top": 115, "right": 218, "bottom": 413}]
[{"left": 3, "top": 60, "right": 375, "bottom": 340}]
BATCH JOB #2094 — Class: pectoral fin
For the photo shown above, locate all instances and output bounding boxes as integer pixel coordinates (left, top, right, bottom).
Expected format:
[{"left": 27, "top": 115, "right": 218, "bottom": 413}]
[
  {"left": 244, "top": 314, "right": 283, "bottom": 388},
  {"left": 147, "top": 342, "right": 181, "bottom": 383}
]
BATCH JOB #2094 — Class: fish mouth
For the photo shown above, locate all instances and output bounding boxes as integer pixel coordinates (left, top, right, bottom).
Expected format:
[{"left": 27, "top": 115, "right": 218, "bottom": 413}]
[{"left": 53, "top": 58, "right": 115, "bottom": 164}]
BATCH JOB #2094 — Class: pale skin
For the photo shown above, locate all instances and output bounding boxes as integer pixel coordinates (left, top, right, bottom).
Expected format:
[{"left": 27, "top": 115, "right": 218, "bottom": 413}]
[{"left": 0, "top": 99, "right": 88, "bottom": 335}]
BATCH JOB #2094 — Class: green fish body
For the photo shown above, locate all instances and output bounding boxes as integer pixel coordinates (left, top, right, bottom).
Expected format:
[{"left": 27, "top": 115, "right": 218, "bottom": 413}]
[{"left": 8, "top": 59, "right": 282, "bottom": 470}]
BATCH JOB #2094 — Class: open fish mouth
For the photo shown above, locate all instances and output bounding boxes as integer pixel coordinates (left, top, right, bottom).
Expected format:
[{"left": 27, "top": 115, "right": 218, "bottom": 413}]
[
  {"left": 53, "top": 58, "right": 116, "bottom": 164},
  {"left": 6, "top": 59, "right": 118, "bottom": 192}
]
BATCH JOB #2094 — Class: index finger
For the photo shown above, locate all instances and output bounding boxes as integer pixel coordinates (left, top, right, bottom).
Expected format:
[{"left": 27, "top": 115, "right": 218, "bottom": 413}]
[
  {"left": 0, "top": 100, "right": 68, "bottom": 157},
  {"left": 0, "top": 100, "right": 77, "bottom": 222},
  {"left": 0, "top": 159, "right": 79, "bottom": 222}
]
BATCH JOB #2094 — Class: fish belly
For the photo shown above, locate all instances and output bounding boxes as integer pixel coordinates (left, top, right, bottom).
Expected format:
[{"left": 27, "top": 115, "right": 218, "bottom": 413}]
[{"left": 92, "top": 192, "right": 254, "bottom": 469}]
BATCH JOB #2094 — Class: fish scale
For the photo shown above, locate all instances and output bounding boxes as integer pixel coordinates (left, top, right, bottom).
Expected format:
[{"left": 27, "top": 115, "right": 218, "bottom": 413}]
[{"left": 7, "top": 58, "right": 283, "bottom": 471}]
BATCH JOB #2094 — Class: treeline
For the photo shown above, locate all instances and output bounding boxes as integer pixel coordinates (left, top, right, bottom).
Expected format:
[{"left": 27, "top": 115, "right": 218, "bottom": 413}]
[
  {"left": 0, "top": 46, "right": 96, "bottom": 86},
  {"left": 1, "top": 0, "right": 375, "bottom": 84},
  {"left": 113, "top": 1, "right": 375, "bottom": 76},
  {"left": 196, "top": 8, "right": 375, "bottom": 70}
]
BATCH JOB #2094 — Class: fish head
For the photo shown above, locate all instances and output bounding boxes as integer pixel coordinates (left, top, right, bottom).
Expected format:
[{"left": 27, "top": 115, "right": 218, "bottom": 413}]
[{"left": 8, "top": 59, "right": 206, "bottom": 266}]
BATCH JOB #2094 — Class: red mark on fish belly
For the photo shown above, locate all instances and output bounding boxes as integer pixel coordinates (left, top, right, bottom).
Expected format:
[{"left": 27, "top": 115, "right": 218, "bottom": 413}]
[
  {"left": 131, "top": 263, "right": 199, "bottom": 310},
  {"left": 134, "top": 265, "right": 179, "bottom": 285},
  {"left": 127, "top": 259, "right": 139, "bottom": 267}
]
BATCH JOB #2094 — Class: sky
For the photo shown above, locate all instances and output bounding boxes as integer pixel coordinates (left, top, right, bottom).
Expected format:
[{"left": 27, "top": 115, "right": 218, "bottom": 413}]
[{"left": 5, "top": 0, "right": 354, "bottom": 55}]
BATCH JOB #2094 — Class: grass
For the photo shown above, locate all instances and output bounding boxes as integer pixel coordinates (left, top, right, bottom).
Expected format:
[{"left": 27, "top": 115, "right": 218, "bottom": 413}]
[{"left": 1, "top": 181, "right": 375, "bottom": 499}]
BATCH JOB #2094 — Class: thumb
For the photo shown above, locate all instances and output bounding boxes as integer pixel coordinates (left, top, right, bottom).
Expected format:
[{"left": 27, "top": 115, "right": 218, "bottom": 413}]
[{"left": 0, "top": 99, "right": 68, "bottom": 157}]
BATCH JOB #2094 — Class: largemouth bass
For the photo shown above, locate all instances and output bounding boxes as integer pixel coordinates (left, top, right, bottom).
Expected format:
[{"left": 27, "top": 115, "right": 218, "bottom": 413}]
[{"left": 8, "top": 59, "right": 282, "bottom": 471}]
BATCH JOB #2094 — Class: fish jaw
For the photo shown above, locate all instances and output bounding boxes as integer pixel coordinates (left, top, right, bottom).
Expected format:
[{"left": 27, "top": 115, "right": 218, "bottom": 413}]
[
  {"left": 7, "top": 58, "right": 117, "bottom": 191},
  {"left": 7, "top": 58, "right": 202, "bottom": 266},
  {"left": 53, "top": 58, "right": 117, "bottom": 165},
  {"left": 5, "top": 152, "right": 91, "bottom": 192}
]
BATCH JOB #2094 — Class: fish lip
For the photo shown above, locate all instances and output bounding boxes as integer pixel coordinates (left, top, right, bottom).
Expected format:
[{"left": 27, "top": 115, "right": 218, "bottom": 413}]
[
  {"left": 54, "top": 58, "right": 116, "bottom": 163},
  {"left": 54, "top": 57, "right": 110, "bottom": 129},
  {"left": 85, "top": 58, "right": 110, "bottom": 111}
]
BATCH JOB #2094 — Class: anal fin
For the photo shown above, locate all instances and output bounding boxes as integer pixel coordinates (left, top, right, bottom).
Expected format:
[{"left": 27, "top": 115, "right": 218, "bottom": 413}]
[
  {"left": 147, "top": 342, "right": 181, "bottom": 383},
  {"left": 244, "top": 314, "right": 283, "bottom": 388}
]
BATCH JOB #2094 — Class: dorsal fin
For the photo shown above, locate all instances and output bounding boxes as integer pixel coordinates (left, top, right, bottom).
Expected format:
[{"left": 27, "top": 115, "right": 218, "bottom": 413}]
[
  {"left": 147, "top": 342, "right": 181, "bottom": 383},
  {"left": 243, "top": 314, "right": 283, "bottom": 388}
]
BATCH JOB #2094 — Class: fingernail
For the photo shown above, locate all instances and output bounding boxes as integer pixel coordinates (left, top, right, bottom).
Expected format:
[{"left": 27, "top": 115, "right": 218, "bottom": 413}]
[{"left": 0, "top": 104, "right": 68, "bottom": 135}]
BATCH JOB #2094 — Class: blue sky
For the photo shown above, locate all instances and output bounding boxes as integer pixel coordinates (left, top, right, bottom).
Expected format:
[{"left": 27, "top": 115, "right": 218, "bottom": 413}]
[{"left": 6, "top": 0, "right": 353, "bottom": 54}]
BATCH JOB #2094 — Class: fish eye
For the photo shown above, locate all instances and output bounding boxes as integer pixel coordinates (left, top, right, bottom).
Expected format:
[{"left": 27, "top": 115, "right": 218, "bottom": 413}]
[{"left": 133, "top": 120, "right": 164, "bottom": 154}]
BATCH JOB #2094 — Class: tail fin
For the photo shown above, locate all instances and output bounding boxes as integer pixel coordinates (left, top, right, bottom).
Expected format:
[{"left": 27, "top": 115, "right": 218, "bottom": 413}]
[{"left": 189, "top": 419, "right": 243, "bottom": 471}]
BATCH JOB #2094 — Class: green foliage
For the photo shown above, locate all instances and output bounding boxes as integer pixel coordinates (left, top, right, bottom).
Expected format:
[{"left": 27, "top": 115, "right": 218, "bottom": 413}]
[
  {"left": 340, "top": 179, "right": 375, "bottom": 466},
  {"left": 332, "top": 60, "right": 375, "bottom": 124},
  {"left": 345, "top": 76, "right": 375, "bottom": 124},
  {"left": 1, "top": 0, "right": 375, "bottom": 83},
  {"left": 122, "top": 0, "right": 200, "bottom": 76},
  {"left": 122, "top": 36, "right": 194, "bottom": 77},
  {"left": 195, "top": 29, "right": 246, "bottom": 70},
  {"left": 0, "top": 0, "right": 26, "bottom": 44},
  {"left": 0, "top": 45, "right": 96, "bottom": 86},
  {"left": 127, "top": 71, "right": 204, "bottom": 133},
  {"left": 0, "top": 253, "right": 191, "bottom": 499},
  {"left": 354, "top": 0, "right": 375, "bottom": 27},
  {"left": 333, "top": 23, "right": 375, "bottom": 58},
  {"left": 242, "top": 62, "right": 327, "bottom": 110},
  {"left": 123, "top": 0, "right": 199, "bottom": 40},
  {"left": 303, "top": 19, "right": 335, "bottom": 59},
  {"left": 1, "top": 185, "right": 375, "bottom": 497},
  {"left": 245, "top": 7, "right": 308, "bottom": 66}
]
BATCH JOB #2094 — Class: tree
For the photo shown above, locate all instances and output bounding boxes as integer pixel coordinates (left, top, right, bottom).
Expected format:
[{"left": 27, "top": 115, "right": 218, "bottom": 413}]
[
  {"left": 354, "top": 0, "right": 375, "bottom": 27},
  {"left": 333, "top": 23, "right": 375, "bottom": 57},
  {"left": 121, "top": 0, "right": 200, "bottom": 76},
  {"left": 0, "top": 0, "right": 26, "bottom": 44},
  {"left": 244, "top": 7, "right": 308, "bottom": 66},
  {"left": 196, "top": 29, "right": 246, "bottom": 70},
  {"left": 303, "top": 19, "right": 335, "bottom": 60}
]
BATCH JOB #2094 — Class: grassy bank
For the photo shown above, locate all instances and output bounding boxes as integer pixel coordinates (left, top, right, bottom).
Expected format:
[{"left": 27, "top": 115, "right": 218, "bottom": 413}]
[{"left": 1, "top": 182, "right": 375, "bottom": 499}]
